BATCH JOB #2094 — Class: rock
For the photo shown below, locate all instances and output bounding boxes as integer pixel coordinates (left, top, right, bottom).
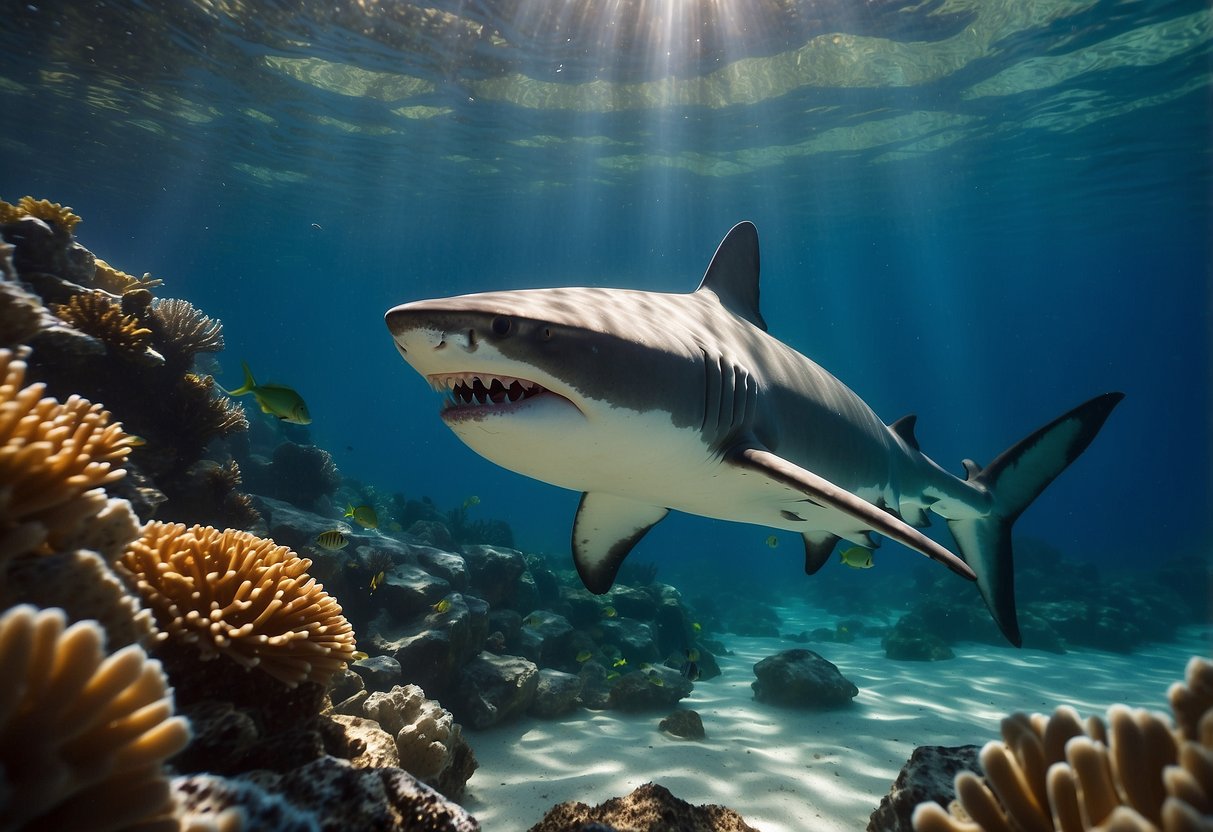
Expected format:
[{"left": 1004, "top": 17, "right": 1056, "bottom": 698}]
[
  {"left": 245, "top": 755, "right": 480, "bottom": 831},
  {"left": 577, "top": 661, "right": 612, "bottom": 710},
  {"left": 867, "top": 745, "right": 982, "bottom": 832},
  {"left": 325, "top": 714, "right": 402, "bottom": 769},
  {"left": 174, "top": 700, "right": 261, "bottom": 775},
  {"left": 883, "top": 615, "right": 955, "bottom": 662},
  {"left": 599, "top": 618, "right": 659, "bottom": 665},
  {"left": 450, "top": 652, "right": 540, "bottom": 729},
  {"left": 526, "top": 782, "right": 758, "bottom": 832},
  {"left": 519, "top": 610, "right": 576, "bottom": 668},
  {"left": 751, "top": 648, "right": 858, "bottom": 707},
  {"left": 659, "top": 709, "right": 705, "bottom": 739},
  {"left": 559, "top": 585, "right": 605, "bottom": 628},
  {"left": 607, "top": 585, "right": 658, "bottom": 620},
  {"left": 360, "top": 684, "right": 477, "bottom": 799},
  {"left": 252, "top": 442, "right": 341, "bottom": 511},
  {"left": 368, "top": 594, "right": 489, "bottom": 699},
  {"left": 409, "top": 519, "right": 456, "bottom": 550},
  {"left": 608, "top": 666, "right": 692, "bottom": 711},
  {"left": 461, "top": 544, "right": 527, "bottom": 606},
  {"left": 376, "top": 564, "right": 452, "bottom": 619},
  {"left": 530, "top": 669, "right": 583, "bottom": 718},
  {"left": 173, "top": 773, "right": 321, "bottom": 832},
  {"left": 415, "top": 547, "right": 470, "bottom": 590},
  {"left": 351, "top": 655, "right": 403, "bottom": 692},
  {"left": 328, "top": 665, "right": 365, "bottom": 705}
]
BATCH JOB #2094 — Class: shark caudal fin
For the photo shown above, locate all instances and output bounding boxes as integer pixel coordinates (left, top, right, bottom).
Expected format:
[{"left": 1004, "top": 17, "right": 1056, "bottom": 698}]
[{"left": 947, "top": 392, "right": 1124, "bottom": 646}]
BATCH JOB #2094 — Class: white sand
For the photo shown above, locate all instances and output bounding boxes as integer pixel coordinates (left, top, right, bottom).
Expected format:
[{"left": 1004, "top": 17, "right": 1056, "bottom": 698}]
[{"left": 458, "top": 599, "right": 1210, "bottom": 832}]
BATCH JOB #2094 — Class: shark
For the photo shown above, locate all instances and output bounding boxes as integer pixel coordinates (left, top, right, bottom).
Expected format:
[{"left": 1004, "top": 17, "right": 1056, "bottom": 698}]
[{"left": 385, "top": 222, "right": 1122, "bottom": 645}]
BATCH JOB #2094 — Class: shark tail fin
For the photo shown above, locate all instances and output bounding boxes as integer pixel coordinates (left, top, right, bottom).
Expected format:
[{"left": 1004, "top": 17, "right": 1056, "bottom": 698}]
[{"left": 946, "top": 392, "right": 1124, "bottom": 646}]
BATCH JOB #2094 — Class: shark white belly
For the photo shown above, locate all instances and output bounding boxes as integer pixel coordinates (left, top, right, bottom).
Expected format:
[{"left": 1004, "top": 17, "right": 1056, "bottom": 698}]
[{"left": 386, "top": 222, "right": 1122, "bottom": 646}]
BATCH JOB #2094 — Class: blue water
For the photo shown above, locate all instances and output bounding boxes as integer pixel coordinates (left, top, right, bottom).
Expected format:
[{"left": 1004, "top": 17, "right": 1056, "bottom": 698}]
[{"left": 1, "top": 0, "right": 1209, "bottom": 590}]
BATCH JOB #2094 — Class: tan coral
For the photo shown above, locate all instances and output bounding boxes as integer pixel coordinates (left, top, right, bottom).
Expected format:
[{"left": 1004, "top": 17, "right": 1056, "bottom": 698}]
[
  {"left": 52, "top": 291, "right": 155, "bottom": 357},
  {"left": 150, "top": 297, "right": 225, "bottom": 360},
  {"left": 912, "top": 657, "right": 1213, "bottom": 832},
  {"left": 0, "top": 604, "right": 190, "bottom": 831},
  {"left": 121, "top": 521, "right": 357, "bottom": 688},
  {"left": 0, "top": 196, "right": 83, "bottom": 234},
  {"left": 0, "top": 348, "right": 134, "bottom": 563}
]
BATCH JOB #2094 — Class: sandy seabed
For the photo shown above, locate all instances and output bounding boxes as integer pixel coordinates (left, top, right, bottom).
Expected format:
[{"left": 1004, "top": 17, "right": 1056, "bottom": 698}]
[{"left": 459, "top": 599, "right": 1211, "bottom": 832}]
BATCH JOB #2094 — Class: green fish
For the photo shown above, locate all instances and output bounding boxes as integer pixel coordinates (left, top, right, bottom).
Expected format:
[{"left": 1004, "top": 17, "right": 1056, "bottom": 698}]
[
  {"left": 765, "top": 534, "right": 779, "bottom": 548},
  {"left": 463, "top": 495, "right": 480, "bottom": 509},
  {"left": 612, "top": 657, "right": 628, "bottom": 668},
  {"left": 575, "top": 650, "right": 593, "bottom": 663},
  {"left": 223, "top": 361, "right": 311, "bottom": 425},
  {"left": 432, "top": 598, "right": 452, "bottom": 614},
  {"left": 315, "top": 529, "right": 348, "bottom": 550},
  {"left": 602, "top": 605, "right": 617, "bottom": 619},
  {"left": 839, "top": 546, "right": 874, "bottom": 569},
  {"left": 646, "top": 671, "right": 665, "bottom": 687},
  {"left": 345, "top": 503, "right": 379, "bottom": 529}
]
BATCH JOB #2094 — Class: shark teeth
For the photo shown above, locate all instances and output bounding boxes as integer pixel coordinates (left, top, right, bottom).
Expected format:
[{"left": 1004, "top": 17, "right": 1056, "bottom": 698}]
[{"left": 428, "top": 373, "right": 547, "bottom": 409}]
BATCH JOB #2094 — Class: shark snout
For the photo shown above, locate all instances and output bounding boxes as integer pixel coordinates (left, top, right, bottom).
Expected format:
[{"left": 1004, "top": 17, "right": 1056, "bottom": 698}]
[{"left": 385, "top": 305, "right": 483, "bottom": 356}]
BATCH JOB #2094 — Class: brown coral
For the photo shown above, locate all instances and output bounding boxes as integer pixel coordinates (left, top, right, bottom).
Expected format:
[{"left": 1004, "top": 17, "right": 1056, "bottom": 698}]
[
  {"left": 0, "top": 604, "right": 191, "bottom": 831},
  {"left": 912, "top": 657, "right": 1213, "bottom": 832},
  {"left": 175, "top": 372, "right": 249, "bottom": 448},
  {"left": 0, "top": 348, "right": 134, "bottom": 562},
  {"left": 52, "top": 291, "right": 154, "bottom": 357},
  {"left": 93, "top": 258, "right": 164, "bottom": 295},
  {"left": 122, "top": 521, "right": 357, "bottom": 688},
  {"left": 150, "top": 297, "right": 225, "bottom": 363},
  {"left": 0, "top": 196, "right": 82, "bottom": 234}
]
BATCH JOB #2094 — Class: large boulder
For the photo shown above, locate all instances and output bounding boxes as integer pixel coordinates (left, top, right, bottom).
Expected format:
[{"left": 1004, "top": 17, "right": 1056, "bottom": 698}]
[
  {"left": 607, "top": 666, "right": 692, "bottom": 712},
  {"left": 518, "top": 610, "right": 576, "bottom": 668},
  {"left": 529, "top": 669, "right": 583, "bottom": 718},
  {"left": 462, "top": 544, "right": 527, "bottom": 606},
  {"left": 450, "top": 652, "right": 539, "bottom": 729},
  {"left": 867, "top": 745, "right": 982, "bottom": 832},
  {"left": 368, "top": 594, "right": 489, "bottom": 699},
  {"left": 414, "top": 546, "right": 470, "bottom": 591},
  {"left": 751, "top": 648, "right": 858, "bottom": 708},
  {"left": 599, "top": 618, "right": 659, "bottom": 665},
  {"left": 607, "top": 585, "right": 658, "bottom": 620},
  {"left": 375, "top": 564, "right": 451, "bottom": 620},
  {"left": 528, "top": 782, "right": 758, "bottom": 832}
]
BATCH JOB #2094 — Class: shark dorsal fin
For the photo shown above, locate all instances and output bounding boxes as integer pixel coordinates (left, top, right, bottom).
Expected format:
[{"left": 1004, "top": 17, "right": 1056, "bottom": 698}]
[
  {"left": 889, "top": 414, "right": 919, "bottom": 450},
  {"left": 696, "top": 221, "right": 766, "bottom": 331}
]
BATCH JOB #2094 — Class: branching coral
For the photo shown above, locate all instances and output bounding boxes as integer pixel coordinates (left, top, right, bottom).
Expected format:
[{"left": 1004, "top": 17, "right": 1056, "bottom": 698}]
[
  {"left": 0, "top": 604, "right": 190, "bottom": 832},
  {"left": 121, "top": 521, "right": 357, "bottom": 688},
  {"left": 52, "top": 291, "right": 156, "bottom": 358},
  {"left": 150, "top": 297, "right": 224, "bottom": 365},
  {"left": 93, "top": 258, "right": 164, "bottom": 295},
  {"left": 0, "top": 196, "right": 82, "bottom": 234},
  {"left": 0, "top": 348, "right": 134, "bottom": 562},
  {"left": 912, "top": 657, "right": 1213, "bottom": 832},
  {"left": 173, "top": 373, "right": 249, "bottom": 456}
]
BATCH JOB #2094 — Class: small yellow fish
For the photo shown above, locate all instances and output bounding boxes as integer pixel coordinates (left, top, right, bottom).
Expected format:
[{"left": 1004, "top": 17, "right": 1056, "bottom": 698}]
[
  {"left": 351, "top": 651, "right": 369, "bottom": 661},
  {"left": 369, "top": 570, "right": 385, "bottom": 591},
  {"left": 602, "top": 605, "right": 617, "bottom": 619},
  {"left": 840, "top": 546, "right": 874, "bottom": 569},
  {"left": 523, "top": 614, "right": 541, "bottom": 626},
  {"left": 222, "top": 361, "right": 311, "bottom": 425},
  {"left": 612, "top": 657, "right": 628, "bottom": 668},
  {"left": 463, "top": 495, "right": 480, "bottom": 508},
  {"left": 345, "top": 503, "right": 379, "bottom": 530},
  {"left": 765, "top": 534, "right": 779, "bottom": 548},
  {"left": 647, "top": 671, "right": 665, "bottom": 687},
  {"left": 432, "top": 598, "right": 452, "bottom": 614},
  {"left": 125, "top": 435, "right": 147, "bottom": 447},
  {"left": 315, "top": 529, "right": 348, "bottom": 550},
  {"left": 685, "top": 648, "right": 700, "bottom": 662},
  {"left": 692, "top": 622, "right": 702, "bottom": 633},
  {"left": 575, "top": 650, "right": 593, "bottom": 663}
]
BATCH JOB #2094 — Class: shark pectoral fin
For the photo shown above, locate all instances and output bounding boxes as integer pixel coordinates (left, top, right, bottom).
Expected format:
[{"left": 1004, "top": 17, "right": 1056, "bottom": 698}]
[
  {"left": 728, "top": 447, "right": 976, "bottom": 581},
  {"left": 802, "top": 532, "right": 839, "bottom": 575},
  {"left": 572, "top": 493, "right": 669, "bottom": 595}
]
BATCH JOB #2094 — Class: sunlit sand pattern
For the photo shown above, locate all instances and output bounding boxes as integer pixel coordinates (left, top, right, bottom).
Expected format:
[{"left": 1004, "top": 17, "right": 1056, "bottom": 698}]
[{"left": 463, "top": 597, "right": 1208, "bottom": 832}]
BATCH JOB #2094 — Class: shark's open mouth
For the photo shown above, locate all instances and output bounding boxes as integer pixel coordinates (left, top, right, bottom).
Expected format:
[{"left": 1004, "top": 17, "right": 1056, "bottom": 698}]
[{"left": 429, "top": 372, "right": 550, "bottom": 410}]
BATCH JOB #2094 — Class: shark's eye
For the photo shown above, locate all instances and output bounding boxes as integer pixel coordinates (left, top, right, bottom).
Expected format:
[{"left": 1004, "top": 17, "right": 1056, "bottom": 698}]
[{"left": 491, "top": 316, "right": 512, "bottom": 336}]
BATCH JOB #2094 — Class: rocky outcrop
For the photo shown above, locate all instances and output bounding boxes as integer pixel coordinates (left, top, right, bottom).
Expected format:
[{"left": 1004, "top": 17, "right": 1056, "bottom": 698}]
[
  {"left": 450, "top": 652, "right": 540, "bottom": 729},
  {"left": 751, "top": 648, "right": 858, "bottom": 707},
  {"left": 527, "top": 782, "right": 758, "bottom": 832},
  {"left": 867, "top": 745, "right": 982, "bottom": 832},
  {"left": 529, "top": 669, "right": 583, "bottom": 718}
]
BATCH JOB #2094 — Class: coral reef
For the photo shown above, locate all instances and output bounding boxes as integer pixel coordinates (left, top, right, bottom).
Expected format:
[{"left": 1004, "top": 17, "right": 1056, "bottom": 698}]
[
  {"left": 122, "top": 521, "right": 356, "bottom": 688},
  {"left": 0, "top": 196, "right": 82, "bottom": 234},
  {"left": 51, "top": 291, "right": 159, "bottom": 362},
  {"left": 0, "top": 347, "right": 134, "bottom": 562},
  {"left": 149, "top": 297, "right": 224, "bottom": 370},
  {"left": 911, "top": 656, "right": 1213, "bottom": 832},
  {"left": 527, "top": 782, "right": 760, "bottom": 832},
  {"left": 0, "top": 604, "right": 190, "bottom": 831}
]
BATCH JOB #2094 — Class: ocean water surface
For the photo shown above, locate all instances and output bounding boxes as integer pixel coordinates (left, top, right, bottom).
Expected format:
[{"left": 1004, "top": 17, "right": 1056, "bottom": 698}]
[{"left": 1, "top": 0, "right": 1210, "bottom": 826}]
